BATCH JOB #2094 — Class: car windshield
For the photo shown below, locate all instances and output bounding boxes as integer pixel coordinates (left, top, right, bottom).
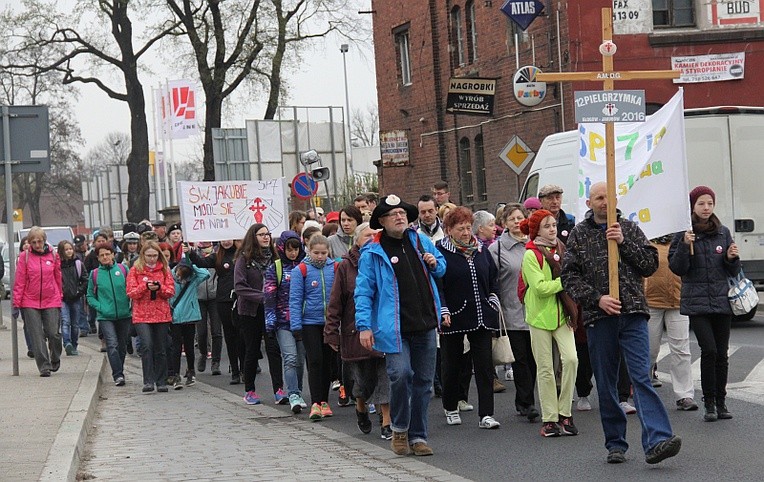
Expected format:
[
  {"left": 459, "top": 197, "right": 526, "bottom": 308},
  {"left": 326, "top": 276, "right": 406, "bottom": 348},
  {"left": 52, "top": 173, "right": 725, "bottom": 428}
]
[{"left": 18, "top": 227, "right": 73, "bottom": 246}]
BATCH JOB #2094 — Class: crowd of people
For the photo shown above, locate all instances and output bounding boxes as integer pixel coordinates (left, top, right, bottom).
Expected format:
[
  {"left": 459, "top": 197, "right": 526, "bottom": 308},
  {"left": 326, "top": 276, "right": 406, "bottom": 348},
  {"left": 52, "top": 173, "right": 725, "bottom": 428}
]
[{"left": 13, "top": 181, "right": 741, "bottom": 465}]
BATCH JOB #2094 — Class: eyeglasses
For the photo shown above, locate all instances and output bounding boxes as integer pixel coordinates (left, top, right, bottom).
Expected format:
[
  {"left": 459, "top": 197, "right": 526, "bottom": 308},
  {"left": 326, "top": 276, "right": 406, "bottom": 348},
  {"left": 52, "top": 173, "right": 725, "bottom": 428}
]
[
  {"left": 256, "top": 232, "right": 272, "bottom": 238},
  {"left": 382, "top": 210, "right": 408, "bottom": 219}
]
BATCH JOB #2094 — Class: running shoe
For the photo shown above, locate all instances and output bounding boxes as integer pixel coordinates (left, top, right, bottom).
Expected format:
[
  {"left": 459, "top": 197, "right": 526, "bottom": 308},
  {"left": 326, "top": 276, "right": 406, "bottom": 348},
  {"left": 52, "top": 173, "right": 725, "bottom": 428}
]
[
  {"left": 289, "top": 394, "right": 303, "bottom": 414},
  {"left": 504, "top": 366, "right": 514, "bottom": 381},
  {"left": 444, "top": 409, "right": 462, "bottom": 425},
  {"left": 310, "top": 403, "right": 323, "bottom": 421},
  {"left": 559, "top": 416, "right": 579, "bottom": 436},
  {"left": 274, "top": 388, "right": 288, "bottom": 405},
  {"left": 244, "top": 391, "right": 261, "bottom": 405},
  {"left": 380, "top": 425, "right": 393, "bottom": 440},
  {"left": 619, "top": 401, "right": 637, "bottom": 415},
  {"left": 331, "top": 379, "right": 341, "bottom": 391},
  {"left": 321, "top": 401, "right": 333, "bottom": 417},
  {"left": 457, "top": 400, "right": 474, "bottom": 411},
  {"left": 356, "top": 409, "right": 372, "bottom": 434},
  {"left": 479, "top": 416, "right": 501, "bottom": 429},
  {"left": 576, "top": 396, "right": 592, "bottom": 411},
  {"left": 368, "top": 403, "right": 376, "bottom": 414},
  {"left": 540, "top": 422, "right": 561, "bottom": 437},
  {"left": 115, "top": 377, "right": 126, "bottom": 387},
  {"left": 338, "top": 386, "right": 350, "bottom": 406}
]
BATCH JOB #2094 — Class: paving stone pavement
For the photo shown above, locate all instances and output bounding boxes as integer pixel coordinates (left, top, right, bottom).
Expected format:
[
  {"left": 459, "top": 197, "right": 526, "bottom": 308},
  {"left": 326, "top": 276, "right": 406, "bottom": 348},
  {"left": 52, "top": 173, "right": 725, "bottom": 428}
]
[{"left": 78, "top": 354, "right": 470, "bottom": 482}]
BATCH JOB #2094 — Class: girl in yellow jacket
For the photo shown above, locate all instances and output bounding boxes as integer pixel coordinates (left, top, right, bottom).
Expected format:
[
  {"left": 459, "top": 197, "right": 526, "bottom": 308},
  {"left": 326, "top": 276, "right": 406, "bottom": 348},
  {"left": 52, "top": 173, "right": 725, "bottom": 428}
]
[{"left": 520, "top": 209, "right": 579, "bottom": 438}]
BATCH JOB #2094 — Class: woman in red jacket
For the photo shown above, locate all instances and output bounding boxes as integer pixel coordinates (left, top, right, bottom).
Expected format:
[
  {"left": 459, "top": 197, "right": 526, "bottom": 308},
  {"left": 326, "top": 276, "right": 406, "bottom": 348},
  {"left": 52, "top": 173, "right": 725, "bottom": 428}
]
[
  {"left": 13, "top": 226, "right": 63, "bottom": 377},
  {"left": 127, "top": 240, "right": 176, "bottom": 393}
]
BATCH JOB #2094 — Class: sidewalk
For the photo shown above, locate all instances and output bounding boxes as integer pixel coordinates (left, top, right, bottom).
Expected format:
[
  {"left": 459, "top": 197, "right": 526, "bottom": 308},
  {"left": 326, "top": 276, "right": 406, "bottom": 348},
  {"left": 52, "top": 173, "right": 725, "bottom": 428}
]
[
  {"left": 0, "top": 320, "right": 106, "bottom": 482},
  {"left": 77, "top": 335, "right": 468, "bottom": 481}
]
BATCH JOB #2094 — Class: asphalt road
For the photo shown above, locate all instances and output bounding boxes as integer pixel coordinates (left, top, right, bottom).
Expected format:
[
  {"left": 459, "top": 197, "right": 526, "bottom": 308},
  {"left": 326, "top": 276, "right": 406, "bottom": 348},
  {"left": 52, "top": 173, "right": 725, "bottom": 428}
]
[{"left": 194, "top": 316, "right": 764, "bottom": 482}]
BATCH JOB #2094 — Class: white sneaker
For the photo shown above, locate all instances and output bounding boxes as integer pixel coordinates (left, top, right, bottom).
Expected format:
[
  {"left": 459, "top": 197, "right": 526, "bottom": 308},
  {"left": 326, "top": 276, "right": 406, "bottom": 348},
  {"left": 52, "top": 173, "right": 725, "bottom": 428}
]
[
  {"left": 576, "top": 396, "right": 592, "bottom": 411},
  {"left": 457, "top": 400, "right": 474, "bottom": 412},
  {"left": 479, "top": 415, "right": 501, "bottom": 429},
  {"left": 619, "top": 401, "right": 637, "bottom": 414},
  {"left": 504, "top": 366, "right": 514, "bottom": 381},
  {"left": 445, "top": 409, "right": 462, "bottom": 425}
]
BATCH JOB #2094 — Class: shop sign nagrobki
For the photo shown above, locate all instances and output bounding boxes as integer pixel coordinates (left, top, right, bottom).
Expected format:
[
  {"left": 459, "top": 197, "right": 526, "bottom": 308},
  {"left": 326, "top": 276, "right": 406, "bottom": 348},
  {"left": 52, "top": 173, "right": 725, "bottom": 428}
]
[{"left": 446, "top": 78, "right": 496, "bottom": 116}]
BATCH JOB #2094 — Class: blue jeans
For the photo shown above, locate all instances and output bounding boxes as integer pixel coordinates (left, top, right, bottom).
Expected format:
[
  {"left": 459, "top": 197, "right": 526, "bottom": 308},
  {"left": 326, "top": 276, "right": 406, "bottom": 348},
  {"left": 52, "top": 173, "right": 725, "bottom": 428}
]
[
  {"left": 99, "top": 319, "right": 131, "bottom": 380},
  {"left": 385, "top": 329, "right": 437, "bottom": 445},
  {"left": 587, "top": 313, "right": 674, "bottom": 454},
  {"left": 61, "top": 300, "right": 82, "bottom": 347},
  {"left": 134, "top": 322, "right": 170, "bottom": 387},
  {"left": 78, "top": 299, "right": 90, "bottom": 334},
  {"left": 275, "top": 328, "right": 305, "bottom": 396}
]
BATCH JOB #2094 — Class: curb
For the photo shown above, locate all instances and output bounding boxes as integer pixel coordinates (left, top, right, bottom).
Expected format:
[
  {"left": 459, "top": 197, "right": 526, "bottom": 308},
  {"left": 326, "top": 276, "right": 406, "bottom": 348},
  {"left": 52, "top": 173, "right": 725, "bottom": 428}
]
[{"left": 39, "top": 348, "right": 107, "bottom": 482}]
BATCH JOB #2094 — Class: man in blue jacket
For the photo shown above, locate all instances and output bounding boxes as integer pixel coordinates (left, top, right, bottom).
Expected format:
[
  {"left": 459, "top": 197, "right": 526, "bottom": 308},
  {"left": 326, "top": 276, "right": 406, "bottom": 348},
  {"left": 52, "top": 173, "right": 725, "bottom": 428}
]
[{"left": 355, "top": 194, "right": 446, "bottom": 457}]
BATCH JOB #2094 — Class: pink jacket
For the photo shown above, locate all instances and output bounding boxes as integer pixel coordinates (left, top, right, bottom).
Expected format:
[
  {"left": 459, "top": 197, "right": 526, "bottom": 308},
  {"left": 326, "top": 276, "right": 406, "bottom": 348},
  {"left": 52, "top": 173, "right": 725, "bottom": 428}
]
[
  {"left": 13, "top": 247, "right": 63, "bottom": 309},
  {"left": 126, "top": 262, "right": 175, "bottom": 323}
]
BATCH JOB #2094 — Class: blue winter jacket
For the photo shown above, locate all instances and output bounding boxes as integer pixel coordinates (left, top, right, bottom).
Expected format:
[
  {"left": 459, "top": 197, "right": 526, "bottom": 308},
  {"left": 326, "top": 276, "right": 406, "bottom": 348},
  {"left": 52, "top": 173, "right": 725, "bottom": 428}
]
[
  {"left": 354, "top": 229, "right": 446, "bottom": 354},
  {"left": 170, "top": 264, "right": 211, "bottom": 324},
  {"left": 289, "top": 258, "right": 336, "bottom": 332}
]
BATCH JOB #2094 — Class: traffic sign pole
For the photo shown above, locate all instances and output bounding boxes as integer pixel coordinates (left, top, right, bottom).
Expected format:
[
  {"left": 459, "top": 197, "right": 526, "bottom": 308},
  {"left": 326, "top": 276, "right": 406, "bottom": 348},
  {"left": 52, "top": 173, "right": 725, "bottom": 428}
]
[{"left": 2, "top": 106, "right": 18, "bottom": 376}]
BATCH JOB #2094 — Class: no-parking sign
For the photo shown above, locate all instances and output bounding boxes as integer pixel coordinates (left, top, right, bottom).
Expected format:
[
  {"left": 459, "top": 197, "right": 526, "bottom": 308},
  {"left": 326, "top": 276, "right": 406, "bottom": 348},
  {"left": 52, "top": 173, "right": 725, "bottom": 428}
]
[{"left": 292, "top": 172, "right": 319, "bottom": 200}]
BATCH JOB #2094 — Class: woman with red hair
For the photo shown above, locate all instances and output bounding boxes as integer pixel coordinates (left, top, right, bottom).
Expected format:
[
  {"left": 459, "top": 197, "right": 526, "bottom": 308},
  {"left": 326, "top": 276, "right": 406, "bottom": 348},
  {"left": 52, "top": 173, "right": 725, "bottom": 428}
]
[{"left": 436, "top": 207, "right": 501, "bottom": 429}]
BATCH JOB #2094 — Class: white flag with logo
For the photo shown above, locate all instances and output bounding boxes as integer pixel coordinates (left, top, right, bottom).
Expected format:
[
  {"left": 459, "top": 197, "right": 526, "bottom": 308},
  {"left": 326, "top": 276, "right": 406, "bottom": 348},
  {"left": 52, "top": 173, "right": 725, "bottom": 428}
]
[
  {"left": 577, "top": 89, "right": 691, "bottom": 240},
  {"left": 164, "top": 80, "right": 199, "bottom": 140}
]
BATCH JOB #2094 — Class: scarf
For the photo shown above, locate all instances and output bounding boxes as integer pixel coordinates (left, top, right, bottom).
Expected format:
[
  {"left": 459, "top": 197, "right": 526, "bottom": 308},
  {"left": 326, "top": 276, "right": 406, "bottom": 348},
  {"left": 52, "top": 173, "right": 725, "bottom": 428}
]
[
  {"left": 449, "top": 235, "right": 479, "bottom": 258},
  {"left": 532, "top": 236, "right": 558, "bottom": 248},
  {"left": 419, "top": 218, "right": 442, "bottom": 237},
  {"left": 692, "top": 213, "right": 720, "bottom": 235},
  {"left": 305, "top": 255, "right": 327, "bottom": 269},
  {"left": 248, "top": 249, "right": 273, "bottom": 272}
]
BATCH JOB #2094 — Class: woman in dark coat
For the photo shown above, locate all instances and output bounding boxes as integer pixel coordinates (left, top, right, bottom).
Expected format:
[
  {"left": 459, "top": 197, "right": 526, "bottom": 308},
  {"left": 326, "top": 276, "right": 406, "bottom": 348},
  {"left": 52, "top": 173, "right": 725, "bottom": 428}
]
[
  {"left": 669, "top": 186, "right": 740, "bottom": 422},
  {"left": 437, "top": 207, "right": 501, "bottom": 429}
]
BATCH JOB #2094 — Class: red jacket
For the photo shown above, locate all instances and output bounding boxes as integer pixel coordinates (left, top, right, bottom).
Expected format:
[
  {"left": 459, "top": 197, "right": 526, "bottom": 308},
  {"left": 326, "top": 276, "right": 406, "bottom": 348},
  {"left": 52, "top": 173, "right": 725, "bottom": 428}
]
[
  {"left": 126, "top": 262, "right": 175, "bottom": 323},
  {"left": 13, "top": 246, "right": 62, "bottom": 309}
]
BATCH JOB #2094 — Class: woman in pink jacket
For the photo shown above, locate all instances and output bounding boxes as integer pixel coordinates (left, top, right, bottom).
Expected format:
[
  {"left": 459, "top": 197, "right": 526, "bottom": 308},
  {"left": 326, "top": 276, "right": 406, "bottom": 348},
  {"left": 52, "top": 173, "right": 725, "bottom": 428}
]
[
  {"left": 126, "top": 240, "right": 176, "bottom": 393},
  {"left": 13, "top": 227, "right": 63, "bottom": 377}
]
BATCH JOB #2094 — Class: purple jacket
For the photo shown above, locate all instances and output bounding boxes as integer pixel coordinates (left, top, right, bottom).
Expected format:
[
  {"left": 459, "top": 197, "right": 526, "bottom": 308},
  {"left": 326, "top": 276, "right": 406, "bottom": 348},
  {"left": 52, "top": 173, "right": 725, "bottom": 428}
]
[
  {"left": 233, "top": 256, "right": 268, "bottom": 317},
  {"left": 264, "top": 231, "right": 306, "bottom": 332}
]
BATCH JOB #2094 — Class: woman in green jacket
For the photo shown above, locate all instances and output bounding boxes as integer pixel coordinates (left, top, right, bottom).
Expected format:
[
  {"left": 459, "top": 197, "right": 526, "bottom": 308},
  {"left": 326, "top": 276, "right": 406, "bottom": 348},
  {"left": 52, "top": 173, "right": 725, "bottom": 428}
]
[
  {"left": 86, "top": 244, "right": 132, "bottom": 386},
  {"left": 520, "top": 209, "right": 579, "bottom": 438}
]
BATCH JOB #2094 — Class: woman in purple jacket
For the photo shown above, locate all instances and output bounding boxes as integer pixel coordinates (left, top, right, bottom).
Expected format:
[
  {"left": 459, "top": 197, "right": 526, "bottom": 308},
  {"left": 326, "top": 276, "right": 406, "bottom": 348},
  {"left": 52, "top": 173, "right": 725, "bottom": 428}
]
[{"left": 234, "top": 223, "right": 277, "bottom": 405}]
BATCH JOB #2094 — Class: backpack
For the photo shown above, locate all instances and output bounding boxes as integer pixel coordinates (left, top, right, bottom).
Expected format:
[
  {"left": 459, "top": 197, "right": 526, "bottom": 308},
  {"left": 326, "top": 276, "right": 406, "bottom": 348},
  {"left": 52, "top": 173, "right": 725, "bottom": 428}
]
[
  {"left": 297, "top": 261, "right": 339, "bottom": 278},
  {"left": 517, "top": 248, "right": 544, "bottom": 304},
  {"left": 275, "top": 259, "right": 284, "bottom": 287},
  {"left": 92, "top": 263, "right": 128, "bottom": 298},
  {"left": 75, "top": 259, "right": 83, "bottom": 278}
]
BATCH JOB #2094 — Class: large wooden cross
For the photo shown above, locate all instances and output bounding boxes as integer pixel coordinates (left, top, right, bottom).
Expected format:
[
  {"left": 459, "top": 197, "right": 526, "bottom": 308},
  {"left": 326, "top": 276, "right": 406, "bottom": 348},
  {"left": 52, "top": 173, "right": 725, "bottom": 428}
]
[{"left": 535, "top": 7, "right": 680, "bottom": 299}]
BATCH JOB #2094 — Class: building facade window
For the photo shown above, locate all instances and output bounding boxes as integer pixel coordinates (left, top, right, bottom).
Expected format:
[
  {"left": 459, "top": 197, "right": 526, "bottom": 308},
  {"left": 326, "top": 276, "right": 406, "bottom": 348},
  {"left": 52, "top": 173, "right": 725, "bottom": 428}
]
[
  {"left": 474, "top": 134, "right": 487, "bottom": 202},
  {"left": 506, "top": 17, "right": 528, "bottom": 47},
  {"left": 459, "top": 137, "right": 474, "bottom": 204},
  {"left": 451, "top": 7, "right": 465, "bottom": 67},
  {"left": 395, "top": 29, "right": 412, "bottom": 85},
  {"left": 466, "top": 1, "right": 478, "bottom": 63},
  {"left": 652, "top": 0, "right": 695, "bottom": 27}
]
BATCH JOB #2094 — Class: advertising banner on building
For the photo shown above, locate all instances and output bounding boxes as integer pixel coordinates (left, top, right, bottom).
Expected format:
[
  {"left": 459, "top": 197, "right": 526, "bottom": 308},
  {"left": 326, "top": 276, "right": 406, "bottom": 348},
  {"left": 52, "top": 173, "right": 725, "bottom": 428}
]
[
  {"left": 612, "top": 0, "right": 653, "bottom": 34},
  {"left": 380, "top": 130, "right": 410, "bottom": 167},
  {"left": 577, "top": 90, "right": 690, "bottom": 240},
  {"left": 178, "top": 179, "right": 288, "bottom": 242},
  {"left": 671, "top": 52, "right": 746, "bottom": 83},
  {"left": 710, "top": 0, "right": 763, "bottom": 26},
  {"left": 446, "top": 78, "right": 496, "bottom": 115}
]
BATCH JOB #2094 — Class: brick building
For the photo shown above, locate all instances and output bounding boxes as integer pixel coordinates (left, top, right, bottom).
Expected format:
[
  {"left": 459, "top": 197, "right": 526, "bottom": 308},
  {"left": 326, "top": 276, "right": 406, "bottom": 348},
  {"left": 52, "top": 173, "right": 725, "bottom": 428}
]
[{"left": 371, "top": 0, "right": 764, "bottom": 209}]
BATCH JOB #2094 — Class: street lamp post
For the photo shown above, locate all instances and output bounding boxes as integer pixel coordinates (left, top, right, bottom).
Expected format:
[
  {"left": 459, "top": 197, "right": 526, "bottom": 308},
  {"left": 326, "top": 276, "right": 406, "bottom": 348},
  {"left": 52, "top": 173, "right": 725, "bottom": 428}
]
[{"left": 340, "top": 44, "right": 353, "bottom": 173}]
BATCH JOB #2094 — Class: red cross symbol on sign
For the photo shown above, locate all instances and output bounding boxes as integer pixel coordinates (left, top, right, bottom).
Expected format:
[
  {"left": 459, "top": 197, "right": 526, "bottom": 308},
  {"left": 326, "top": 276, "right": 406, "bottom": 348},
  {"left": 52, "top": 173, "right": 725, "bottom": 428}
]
[{"left": 249, "top": 197, "right": 267, "bottom": 223}]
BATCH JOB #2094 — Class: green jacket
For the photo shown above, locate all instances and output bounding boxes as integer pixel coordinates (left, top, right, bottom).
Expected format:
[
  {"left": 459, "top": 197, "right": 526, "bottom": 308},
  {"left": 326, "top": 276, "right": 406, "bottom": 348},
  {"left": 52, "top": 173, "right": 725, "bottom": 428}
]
[
  {"left": 521, "top": 247, "right": 567, "bottom": 331},
  {"left": 86, "top": 263, "right": 132, "bottom": 321}
]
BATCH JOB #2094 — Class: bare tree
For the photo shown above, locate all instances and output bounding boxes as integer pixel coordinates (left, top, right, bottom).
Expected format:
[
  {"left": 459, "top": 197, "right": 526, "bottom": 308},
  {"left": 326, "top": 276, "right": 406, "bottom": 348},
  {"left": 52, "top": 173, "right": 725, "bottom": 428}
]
[
  {"left": 165, "top": 0, "right": 368, "bottom": 180},
  {"left": 2, "top": 0, "right": 179, "bottom": 221},
  {"left": 350, "top": 104, "right": 378, "bottom": 146},
  {"left": 84, "top": 132, "right": 132, "bottom": 168},
  {"left": 0, "top": 7, "right": 83, "bottom": 225}
]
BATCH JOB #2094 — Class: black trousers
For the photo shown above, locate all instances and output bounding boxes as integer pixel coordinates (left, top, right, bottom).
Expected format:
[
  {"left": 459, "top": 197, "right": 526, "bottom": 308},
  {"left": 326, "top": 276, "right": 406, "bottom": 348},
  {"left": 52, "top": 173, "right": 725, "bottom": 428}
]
[
  {"left": 508, "top": 330, "right": 537, "bottom": 410},
  {"left": 169, "top": 323, "right": 197, "bottom": 377},
  {"left": 264, "top": 331, "right": 284, "bottom": 393},
  {"left": 197, "top": 299, "right": 223, "bottom": 363},
  {"left": 239, "top": 307, "right": 265, "bottom": 393},
  {"left": 218, "top": 301, "right": 244, "bottom": 376},
  {"left": 690, "top": 314, "right": 731, "bottom": 402},
  {"left": 303, "top": 325, "right": 332, "bottom": 405},
  {"left": 442, "top": 329, "right": 494, "bottom": 418}
]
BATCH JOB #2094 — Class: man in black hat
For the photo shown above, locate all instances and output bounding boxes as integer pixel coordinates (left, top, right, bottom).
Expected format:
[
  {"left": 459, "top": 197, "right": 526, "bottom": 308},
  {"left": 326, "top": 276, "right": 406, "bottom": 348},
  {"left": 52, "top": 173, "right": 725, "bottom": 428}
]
[
  {"left": 153, "top": 220, "right": 168, "bottom": 243},
  {"left": 355, "top": 194, "right": 446, "bottom": 457}
]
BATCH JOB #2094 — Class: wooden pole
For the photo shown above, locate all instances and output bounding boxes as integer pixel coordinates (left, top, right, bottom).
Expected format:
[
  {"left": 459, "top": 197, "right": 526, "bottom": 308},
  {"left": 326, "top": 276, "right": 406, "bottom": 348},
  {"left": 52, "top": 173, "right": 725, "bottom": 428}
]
[{"left": 602, "top": 8, "right": 619, "bottom": 300}]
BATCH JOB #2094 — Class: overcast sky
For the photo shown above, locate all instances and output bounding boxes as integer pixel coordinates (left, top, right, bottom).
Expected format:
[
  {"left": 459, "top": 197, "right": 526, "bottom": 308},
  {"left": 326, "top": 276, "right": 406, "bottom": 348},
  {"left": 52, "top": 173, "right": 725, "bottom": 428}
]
[{"left": 2, "top": 1, "right": 378, "bottom": 158}]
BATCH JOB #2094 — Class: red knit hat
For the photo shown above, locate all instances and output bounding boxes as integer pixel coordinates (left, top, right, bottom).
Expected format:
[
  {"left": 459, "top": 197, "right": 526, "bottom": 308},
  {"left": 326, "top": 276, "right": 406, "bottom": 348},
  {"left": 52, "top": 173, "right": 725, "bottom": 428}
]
[
  {"left": 519, "top": 209, "right": 553, "bottom": 240},
  {"left": 689, "top": 185, "right": 715, "bottom": 207}
]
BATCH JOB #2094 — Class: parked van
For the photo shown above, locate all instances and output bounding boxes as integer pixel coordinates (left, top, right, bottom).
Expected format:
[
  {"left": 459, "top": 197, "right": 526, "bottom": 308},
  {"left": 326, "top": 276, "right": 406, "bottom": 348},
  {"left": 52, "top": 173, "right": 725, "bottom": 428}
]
[
  {"left": 17, "top": 226, "right": 75, "bottom": 246},
  {"left": 520, "top": 107, "right": 764, "bottom": 289}
]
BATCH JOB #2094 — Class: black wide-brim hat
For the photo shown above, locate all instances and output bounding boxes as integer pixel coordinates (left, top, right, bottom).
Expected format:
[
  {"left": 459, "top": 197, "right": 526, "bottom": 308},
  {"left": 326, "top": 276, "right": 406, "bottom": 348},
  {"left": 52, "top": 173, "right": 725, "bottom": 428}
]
[{"left": 369, "top": 194, "right": 418, "bottom": 230}]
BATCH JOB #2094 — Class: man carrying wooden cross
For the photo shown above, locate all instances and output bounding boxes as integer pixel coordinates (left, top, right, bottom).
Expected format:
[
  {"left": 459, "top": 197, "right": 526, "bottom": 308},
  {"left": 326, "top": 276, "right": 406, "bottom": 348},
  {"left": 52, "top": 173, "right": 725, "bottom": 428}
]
[{"left": 544, "top": 7, "right": 682, "bottom": 465}]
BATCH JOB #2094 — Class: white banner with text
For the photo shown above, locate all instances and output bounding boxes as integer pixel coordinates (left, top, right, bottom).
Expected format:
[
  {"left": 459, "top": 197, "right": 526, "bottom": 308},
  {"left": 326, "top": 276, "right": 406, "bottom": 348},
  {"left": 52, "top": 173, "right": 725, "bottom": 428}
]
[{"left": 178, "top": 179, "right": 288, "bottom": 242}]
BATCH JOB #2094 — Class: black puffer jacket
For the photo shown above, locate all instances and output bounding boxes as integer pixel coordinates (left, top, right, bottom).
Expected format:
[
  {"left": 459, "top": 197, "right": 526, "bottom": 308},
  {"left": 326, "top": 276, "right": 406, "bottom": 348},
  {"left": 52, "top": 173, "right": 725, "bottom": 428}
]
[
  {"left": 668, "top": 225, "right": 740, "bottom": 316},
  {"left": 189, "top": 246, "right": 237, "bottom": 304},
  {"left": 561, "top": 210, "right": 658, "bottom": 325}
]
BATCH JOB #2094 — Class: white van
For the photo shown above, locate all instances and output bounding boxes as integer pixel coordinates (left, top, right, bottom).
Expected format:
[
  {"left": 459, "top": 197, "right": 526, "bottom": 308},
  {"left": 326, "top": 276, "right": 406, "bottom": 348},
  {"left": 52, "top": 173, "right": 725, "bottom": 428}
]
[{"left": 520, "top": 107, "right": 764, "bottom": 289}]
